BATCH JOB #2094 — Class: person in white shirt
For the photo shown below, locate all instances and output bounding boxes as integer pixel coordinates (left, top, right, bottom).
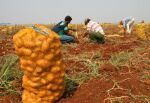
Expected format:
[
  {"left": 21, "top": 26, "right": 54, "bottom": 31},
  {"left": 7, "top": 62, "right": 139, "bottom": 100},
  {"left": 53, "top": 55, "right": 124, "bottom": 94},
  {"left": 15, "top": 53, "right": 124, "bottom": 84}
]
[
  {"left": 119, "top": 17, "right": 135, "bottom": 34},
  {"left": 84, "top": 18, "right": 105, "bottom": 44}
]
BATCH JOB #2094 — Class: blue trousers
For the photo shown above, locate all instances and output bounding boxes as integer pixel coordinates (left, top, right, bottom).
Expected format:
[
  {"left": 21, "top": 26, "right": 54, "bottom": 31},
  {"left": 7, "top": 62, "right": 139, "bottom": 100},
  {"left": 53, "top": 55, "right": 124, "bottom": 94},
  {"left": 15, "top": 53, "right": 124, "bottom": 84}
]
[{"left": 60, "top": 35, "right": 74, "bottom": 43}]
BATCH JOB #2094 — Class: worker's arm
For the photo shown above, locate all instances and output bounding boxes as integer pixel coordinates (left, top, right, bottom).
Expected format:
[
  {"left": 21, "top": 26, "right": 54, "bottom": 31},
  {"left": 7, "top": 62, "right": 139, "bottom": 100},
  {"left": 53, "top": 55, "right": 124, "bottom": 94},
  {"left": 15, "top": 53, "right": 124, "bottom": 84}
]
[
  {"left": 68, "top": 28, "right": 77, "bottom": 32},
  {"left": 82, "top": 31, "right": 89, "bottom": 38}
]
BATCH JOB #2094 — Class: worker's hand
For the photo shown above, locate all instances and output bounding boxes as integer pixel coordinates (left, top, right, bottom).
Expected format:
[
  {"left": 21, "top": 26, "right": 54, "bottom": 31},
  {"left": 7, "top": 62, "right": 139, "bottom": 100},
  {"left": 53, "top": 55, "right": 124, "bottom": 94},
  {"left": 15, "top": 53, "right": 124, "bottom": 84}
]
[
  {"left": 82, "top": 26, "right": 87, "bottom": 29},
  {"left": 71, "top": 29, "right": 77, "bottom": 32}
]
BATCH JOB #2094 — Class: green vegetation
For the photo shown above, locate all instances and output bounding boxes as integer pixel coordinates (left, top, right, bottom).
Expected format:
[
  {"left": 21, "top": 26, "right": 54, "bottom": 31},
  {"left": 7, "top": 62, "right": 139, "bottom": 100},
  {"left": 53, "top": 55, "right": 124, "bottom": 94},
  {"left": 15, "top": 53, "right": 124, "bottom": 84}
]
[
  {"left": 0, "top": 54, "right": 23, "bottom": 96},
  {"left": 109, "top": 51, "right": 133, "bottom": 67}
]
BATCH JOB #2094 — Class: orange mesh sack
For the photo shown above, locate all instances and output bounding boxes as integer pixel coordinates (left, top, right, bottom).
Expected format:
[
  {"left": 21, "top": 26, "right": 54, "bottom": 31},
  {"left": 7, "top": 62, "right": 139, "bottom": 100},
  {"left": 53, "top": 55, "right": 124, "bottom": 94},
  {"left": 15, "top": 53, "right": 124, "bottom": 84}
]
[
  {"left": 134, "top": 23, "right": 148, "bottom": 40},
  {"left": 13, "top": 24, "right": 65, "bottom": 103}
]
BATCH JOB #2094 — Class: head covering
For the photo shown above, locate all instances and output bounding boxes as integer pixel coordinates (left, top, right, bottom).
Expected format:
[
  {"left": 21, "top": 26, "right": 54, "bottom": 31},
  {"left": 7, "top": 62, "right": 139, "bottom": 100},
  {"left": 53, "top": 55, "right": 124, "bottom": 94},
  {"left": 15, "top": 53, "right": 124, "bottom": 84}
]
[{"left": 84, "top": 18, "right": 91, "bottom": 25}]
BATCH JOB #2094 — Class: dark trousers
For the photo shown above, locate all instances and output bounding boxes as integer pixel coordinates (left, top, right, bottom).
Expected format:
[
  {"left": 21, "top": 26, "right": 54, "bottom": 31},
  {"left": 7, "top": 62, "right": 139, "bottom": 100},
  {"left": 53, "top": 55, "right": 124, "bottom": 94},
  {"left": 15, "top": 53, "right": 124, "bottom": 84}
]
[{"left": 89, "top": 32, "right": 105, "bottom": 44}]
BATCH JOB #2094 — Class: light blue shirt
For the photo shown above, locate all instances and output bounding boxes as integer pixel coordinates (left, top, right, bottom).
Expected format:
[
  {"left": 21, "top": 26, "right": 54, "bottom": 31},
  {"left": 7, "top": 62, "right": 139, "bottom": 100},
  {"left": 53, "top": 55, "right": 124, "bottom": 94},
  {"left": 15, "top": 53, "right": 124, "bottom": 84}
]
[
  {"left": 58, "top": 21, "right": 69, "bottom": 37},
  {"left": 122, "top": 17, "right": 133, "bottom": 28}
]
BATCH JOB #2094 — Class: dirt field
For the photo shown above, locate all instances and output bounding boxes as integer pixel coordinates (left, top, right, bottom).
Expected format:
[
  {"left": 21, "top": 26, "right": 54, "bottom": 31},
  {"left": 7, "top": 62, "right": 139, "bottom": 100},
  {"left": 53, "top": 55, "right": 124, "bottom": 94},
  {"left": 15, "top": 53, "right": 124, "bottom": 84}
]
[{"left": 0, "top": 24, "right": 150, "bottom": 103}]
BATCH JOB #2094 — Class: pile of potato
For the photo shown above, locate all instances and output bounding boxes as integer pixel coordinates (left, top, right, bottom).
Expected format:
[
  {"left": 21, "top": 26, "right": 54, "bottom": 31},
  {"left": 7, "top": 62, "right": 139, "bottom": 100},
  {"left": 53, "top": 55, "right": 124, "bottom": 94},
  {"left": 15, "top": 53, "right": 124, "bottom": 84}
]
[{"left": 134, "top": 23, "right": 148, "bottom": 40}]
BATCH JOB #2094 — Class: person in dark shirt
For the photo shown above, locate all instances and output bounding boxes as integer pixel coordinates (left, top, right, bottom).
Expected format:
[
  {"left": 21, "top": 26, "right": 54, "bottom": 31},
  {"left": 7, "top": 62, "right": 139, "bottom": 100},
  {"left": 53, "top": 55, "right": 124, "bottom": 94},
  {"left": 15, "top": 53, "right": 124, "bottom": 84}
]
[{"left": 52, "top": 16, "right": 76, "bottom": 43}]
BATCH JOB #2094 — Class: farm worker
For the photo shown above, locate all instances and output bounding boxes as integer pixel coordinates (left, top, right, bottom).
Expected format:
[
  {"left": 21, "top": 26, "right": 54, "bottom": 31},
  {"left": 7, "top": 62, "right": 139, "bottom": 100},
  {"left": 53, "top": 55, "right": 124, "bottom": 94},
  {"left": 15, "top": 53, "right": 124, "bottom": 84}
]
[
  {"left": 134, "top": 20, "right": 149, "bottom": 40},
  {"left": 119, "top": 17, "right": 135, "bottom": 34},
  {"left": 84, "top": 18, "right": 105, "bottom": 44},
  {"left": 52, "top": 15, "right": 77, "bottom": 43}
]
